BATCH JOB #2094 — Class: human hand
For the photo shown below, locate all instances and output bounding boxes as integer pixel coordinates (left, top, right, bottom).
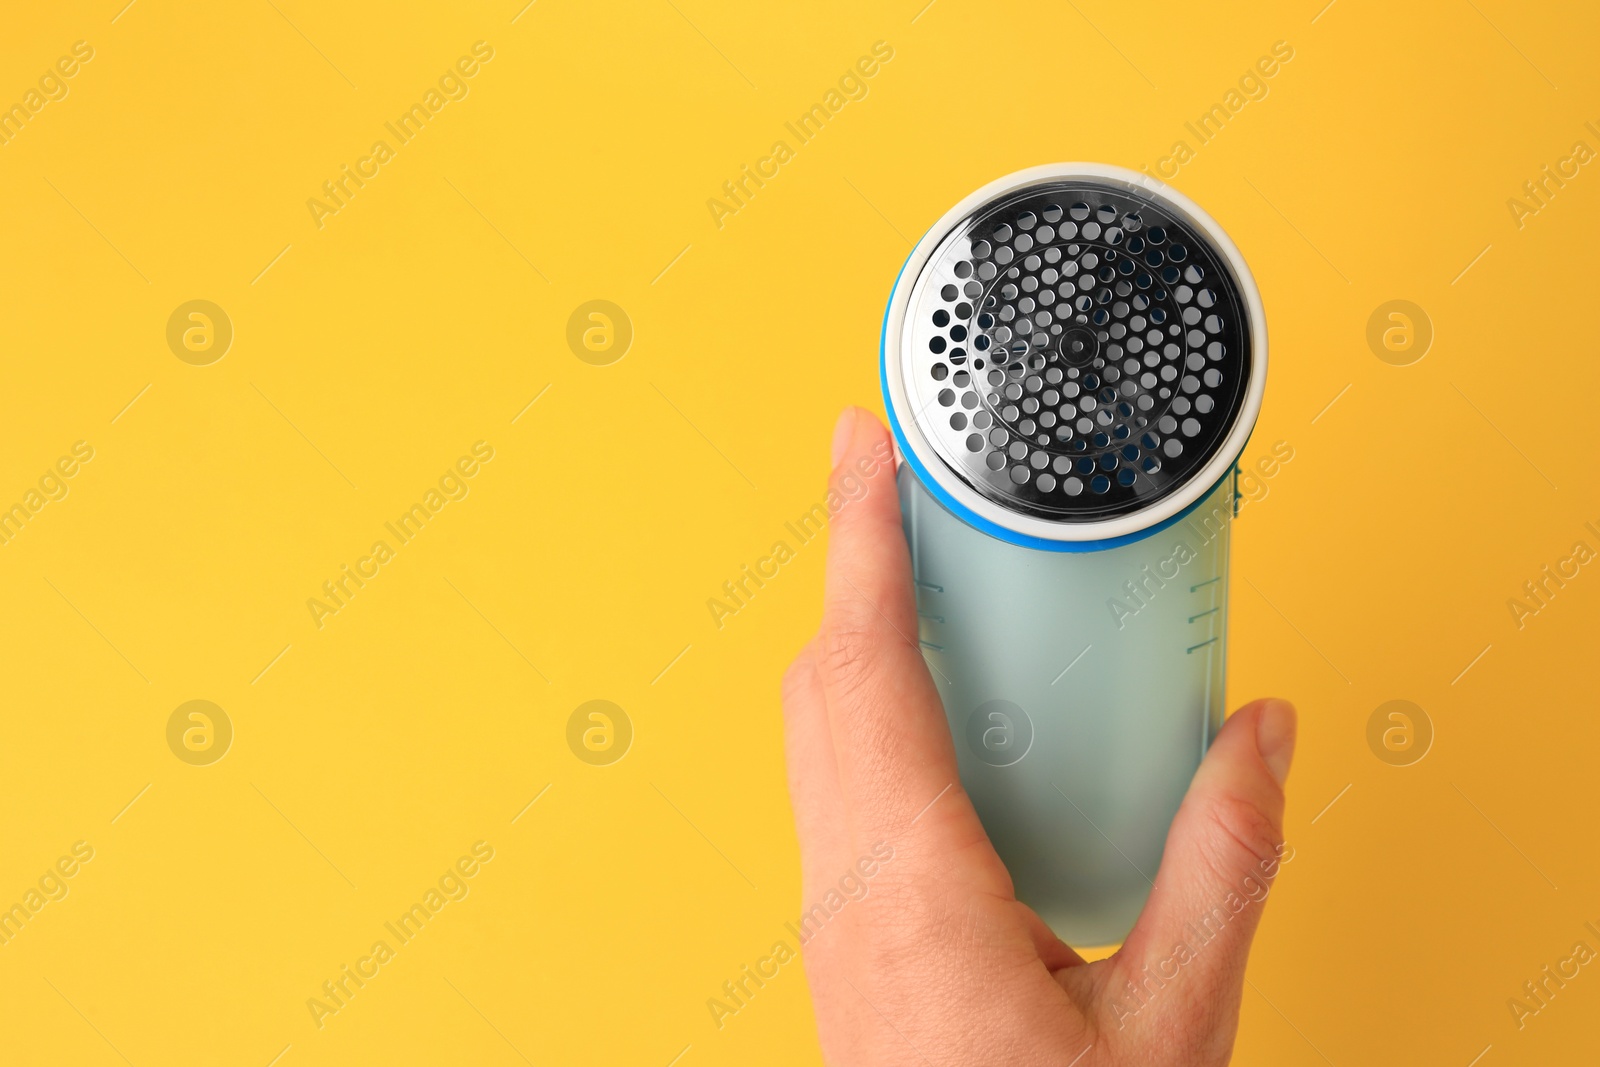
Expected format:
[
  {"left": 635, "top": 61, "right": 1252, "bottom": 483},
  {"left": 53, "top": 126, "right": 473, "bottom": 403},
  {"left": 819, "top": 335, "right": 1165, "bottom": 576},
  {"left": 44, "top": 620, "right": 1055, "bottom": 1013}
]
[{"left": 781, "top": 407, "right": 1297, "bottom": 1066}]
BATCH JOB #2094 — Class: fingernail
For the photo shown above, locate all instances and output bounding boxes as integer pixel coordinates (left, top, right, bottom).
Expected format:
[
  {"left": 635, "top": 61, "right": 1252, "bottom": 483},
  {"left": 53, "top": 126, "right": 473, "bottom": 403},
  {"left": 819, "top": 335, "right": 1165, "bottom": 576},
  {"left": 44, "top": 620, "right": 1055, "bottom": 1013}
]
[
  {"left": 1256, "top": 699, "right": 1297, "bottom": 786},
  {"left": 830, "top": 407, "right": 859, "bottom": 467}
]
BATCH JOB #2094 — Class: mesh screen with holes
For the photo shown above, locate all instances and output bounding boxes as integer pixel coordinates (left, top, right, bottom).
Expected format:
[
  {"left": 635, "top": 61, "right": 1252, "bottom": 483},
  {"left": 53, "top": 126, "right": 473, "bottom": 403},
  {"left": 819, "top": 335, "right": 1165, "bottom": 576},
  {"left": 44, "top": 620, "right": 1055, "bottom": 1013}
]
[{"left": 901, "top": 182, "right": 1252, "bottom": 523}]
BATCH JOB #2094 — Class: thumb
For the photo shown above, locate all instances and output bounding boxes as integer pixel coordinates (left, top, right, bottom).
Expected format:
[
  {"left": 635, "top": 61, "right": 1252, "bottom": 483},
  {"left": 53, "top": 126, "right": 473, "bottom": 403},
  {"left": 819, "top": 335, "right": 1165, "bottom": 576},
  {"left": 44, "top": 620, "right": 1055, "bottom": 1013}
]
[{"left": 1116, "top": 700, "right": 1296, "bottom": 1014}]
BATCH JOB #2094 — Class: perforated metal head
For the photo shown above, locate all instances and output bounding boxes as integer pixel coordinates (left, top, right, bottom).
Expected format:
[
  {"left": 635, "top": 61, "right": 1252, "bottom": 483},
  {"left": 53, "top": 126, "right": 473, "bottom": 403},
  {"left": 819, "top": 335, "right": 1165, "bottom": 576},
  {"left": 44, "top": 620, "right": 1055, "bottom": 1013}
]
[{"left": 884, "top": 164, "right": 1266, "bottom": 545}]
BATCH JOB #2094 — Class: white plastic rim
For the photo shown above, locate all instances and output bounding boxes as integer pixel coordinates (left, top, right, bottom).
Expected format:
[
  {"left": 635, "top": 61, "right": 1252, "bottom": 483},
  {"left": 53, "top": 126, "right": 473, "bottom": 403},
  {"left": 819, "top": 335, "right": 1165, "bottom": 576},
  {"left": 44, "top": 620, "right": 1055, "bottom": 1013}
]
[{"left": 885, "top": 162, "right": 1268, "bottom": 544}]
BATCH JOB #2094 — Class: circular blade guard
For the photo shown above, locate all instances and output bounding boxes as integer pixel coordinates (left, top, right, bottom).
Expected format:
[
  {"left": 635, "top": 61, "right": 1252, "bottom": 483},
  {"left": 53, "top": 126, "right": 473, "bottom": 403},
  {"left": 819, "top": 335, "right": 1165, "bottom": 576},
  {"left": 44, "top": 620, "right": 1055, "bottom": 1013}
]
[{"left": 900, "top": 181, "right": 1254, "bottom": 527}]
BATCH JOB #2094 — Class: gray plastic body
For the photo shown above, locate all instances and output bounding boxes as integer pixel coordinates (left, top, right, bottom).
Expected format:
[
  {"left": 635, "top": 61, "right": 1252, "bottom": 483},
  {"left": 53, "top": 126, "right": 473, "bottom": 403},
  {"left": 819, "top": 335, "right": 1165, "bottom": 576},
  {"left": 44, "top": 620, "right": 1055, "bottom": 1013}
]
[{"left": 901, "top": 466, "right": 1234, "bottom": 945}]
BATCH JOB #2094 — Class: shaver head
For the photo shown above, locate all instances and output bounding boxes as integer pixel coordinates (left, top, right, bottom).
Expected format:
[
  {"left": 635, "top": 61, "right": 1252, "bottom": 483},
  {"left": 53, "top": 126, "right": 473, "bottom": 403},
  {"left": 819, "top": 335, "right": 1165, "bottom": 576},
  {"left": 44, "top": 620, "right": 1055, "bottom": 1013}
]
[{"left": 883, "top": 164, "right": 1266, "bottom": 547}]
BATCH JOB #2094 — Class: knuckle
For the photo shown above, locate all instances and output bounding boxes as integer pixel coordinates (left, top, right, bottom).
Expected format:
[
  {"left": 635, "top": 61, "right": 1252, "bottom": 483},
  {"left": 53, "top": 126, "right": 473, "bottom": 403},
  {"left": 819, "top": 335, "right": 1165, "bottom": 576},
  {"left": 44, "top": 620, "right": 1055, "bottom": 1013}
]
[
  {"left": 1198, "top": 792, "right": 1283, "bottom": 880},
  {"left": 817, "top": 613, "right": 884, "bottom": 692}
]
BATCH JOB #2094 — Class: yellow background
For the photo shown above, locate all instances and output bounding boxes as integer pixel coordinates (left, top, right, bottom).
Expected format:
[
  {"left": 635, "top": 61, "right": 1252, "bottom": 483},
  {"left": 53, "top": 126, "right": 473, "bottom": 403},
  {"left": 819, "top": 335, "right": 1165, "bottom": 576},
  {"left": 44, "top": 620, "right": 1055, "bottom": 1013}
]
[{"left": 2, "top": 0, "right": 1598, "bottom": 1063}]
